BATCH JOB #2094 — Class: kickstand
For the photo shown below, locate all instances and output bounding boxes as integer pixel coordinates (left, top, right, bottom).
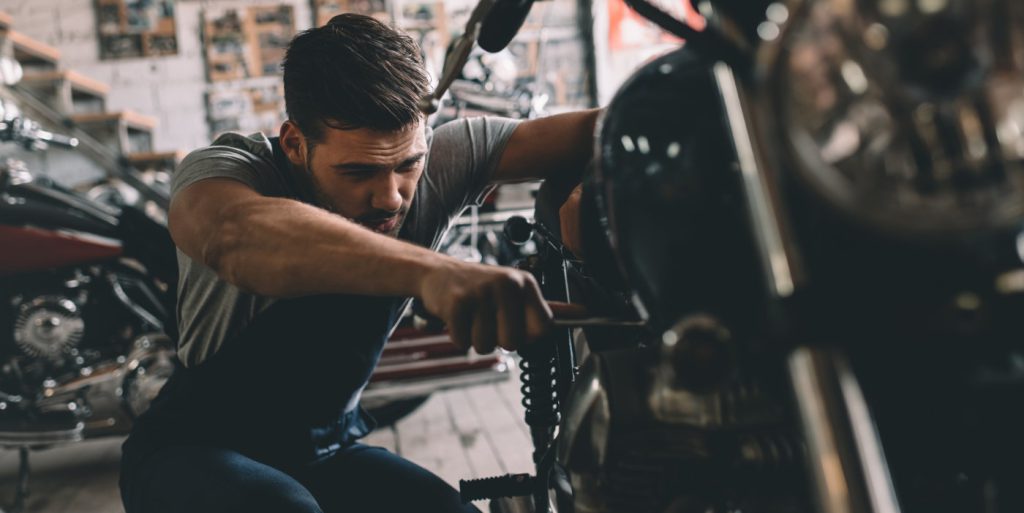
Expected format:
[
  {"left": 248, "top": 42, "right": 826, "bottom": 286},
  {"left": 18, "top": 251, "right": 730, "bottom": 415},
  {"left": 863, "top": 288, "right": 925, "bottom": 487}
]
[
  {"left": 0, "top": 447, "right": 30, "bottom": 513},
  {"left": 14, "top": 447, "right": 29, "bottom": 513}
]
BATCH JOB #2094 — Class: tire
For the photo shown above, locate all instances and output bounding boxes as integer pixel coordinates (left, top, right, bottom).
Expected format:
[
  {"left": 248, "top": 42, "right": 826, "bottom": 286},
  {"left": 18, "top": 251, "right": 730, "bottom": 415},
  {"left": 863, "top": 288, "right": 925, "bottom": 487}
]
[{"left": 366, "top": 395, "right": 430, "bottom": 427}]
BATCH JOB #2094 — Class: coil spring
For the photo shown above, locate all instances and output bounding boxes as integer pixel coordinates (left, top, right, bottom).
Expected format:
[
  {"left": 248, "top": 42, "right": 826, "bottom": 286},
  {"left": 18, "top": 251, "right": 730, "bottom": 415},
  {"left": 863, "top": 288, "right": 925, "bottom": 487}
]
[{"left": 520, "top": 353, "right": 560, "bottom": 427}]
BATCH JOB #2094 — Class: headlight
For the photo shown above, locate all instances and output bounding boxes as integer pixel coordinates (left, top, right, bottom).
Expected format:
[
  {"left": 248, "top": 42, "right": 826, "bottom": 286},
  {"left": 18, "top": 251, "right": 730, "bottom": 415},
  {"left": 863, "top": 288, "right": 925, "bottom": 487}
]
[{"left": 764, "top": 0, "right": 1024, "bottom": 237}]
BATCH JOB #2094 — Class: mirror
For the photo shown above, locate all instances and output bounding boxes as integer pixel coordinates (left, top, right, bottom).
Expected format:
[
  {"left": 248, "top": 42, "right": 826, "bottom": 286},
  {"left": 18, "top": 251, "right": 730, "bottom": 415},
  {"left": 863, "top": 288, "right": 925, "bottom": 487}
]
[
  {"left": 0, "top": 57, "right": 23, "bottom": 86},
  {"left": 478, "top": 0, "right": 535, "bottom": 52}
]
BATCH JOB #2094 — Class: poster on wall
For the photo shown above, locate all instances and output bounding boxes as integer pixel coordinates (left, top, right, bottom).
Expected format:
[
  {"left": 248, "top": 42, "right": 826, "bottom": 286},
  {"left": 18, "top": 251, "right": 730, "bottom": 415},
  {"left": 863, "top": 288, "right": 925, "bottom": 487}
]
[
  {"left": 607, "top": 0, "right": 703, "bottom": 51},
  {"left": 202, "top": 5, "right": 296, "bottom": 140},
  {"left": 513, "top": 0, "right": 592, "bottom": 109},
  {"left": 206, "top": 78, "right": 287, "bottom": 138},
  {"left": 202, "top": 5, "right": 296, "bottom": 82},
  {"left": 312, "top": 0, "right": 391, "bottom": 26},
  {"left": 597, "top": 0, "right": 704, "bottom": 103},
  {"left": 96, "top": 0, "right": 178, "bottom": 59},
  {"left": 398, "top": 1, "right": 448, "bottom": 78}
]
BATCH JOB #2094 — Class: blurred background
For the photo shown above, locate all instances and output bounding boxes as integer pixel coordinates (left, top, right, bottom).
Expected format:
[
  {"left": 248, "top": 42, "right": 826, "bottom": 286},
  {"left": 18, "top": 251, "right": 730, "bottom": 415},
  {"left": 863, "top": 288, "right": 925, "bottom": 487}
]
[{"left": 0, "top": 1, "right": 703, "bottom": 512}]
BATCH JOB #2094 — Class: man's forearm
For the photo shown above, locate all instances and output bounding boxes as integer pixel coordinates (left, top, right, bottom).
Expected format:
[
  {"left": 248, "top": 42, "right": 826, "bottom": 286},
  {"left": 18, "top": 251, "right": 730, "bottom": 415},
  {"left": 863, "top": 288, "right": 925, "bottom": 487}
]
[{"left": 208, "top": 196, "right": 453, "bottom": 298}]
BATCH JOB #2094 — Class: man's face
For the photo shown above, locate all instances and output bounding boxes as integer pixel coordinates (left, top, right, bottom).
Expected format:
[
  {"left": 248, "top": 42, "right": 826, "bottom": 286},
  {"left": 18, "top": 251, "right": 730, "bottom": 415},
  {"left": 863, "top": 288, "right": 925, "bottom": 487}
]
[{"left": 283, "top": 119, "right": 427, "bottom": 237}]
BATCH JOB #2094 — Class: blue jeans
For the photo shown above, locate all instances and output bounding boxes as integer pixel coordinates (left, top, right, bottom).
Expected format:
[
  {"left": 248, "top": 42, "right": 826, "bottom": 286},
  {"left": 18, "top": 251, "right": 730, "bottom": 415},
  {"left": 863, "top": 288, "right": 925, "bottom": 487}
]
[{"left": 120, "top": 442, "right": 482, "bottom": 513}]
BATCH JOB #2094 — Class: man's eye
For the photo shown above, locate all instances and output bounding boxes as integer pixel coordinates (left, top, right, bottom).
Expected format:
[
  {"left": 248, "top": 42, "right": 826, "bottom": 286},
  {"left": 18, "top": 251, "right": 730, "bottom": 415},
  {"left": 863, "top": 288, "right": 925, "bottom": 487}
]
[
  {"left": 343, "top": 170, "right": 375, "bottom": 180},
  {"left": 398, "top": 161, "right": 422, "bottom": 174}
]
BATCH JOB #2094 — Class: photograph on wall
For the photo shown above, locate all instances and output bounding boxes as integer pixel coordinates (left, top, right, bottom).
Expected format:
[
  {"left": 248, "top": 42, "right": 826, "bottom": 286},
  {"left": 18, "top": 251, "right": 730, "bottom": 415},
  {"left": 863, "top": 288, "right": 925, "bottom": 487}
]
[
  {"left": 206, "top": 78, "right": 287, "bottom": 139},
  {"left": 202, "top": 4, "right": 296, "bottom": 82},
  {"left": 397, "top": 1, "right": 448, "bottom": 78},
  {"left": 96, "top": 0, "right": 178, "bottom": 60},
  {"left": 312, "top": 0, "right": 390, "bottom": 26},
  {"left": 607, "top": 0, "right": 703, "bottom": 51}
]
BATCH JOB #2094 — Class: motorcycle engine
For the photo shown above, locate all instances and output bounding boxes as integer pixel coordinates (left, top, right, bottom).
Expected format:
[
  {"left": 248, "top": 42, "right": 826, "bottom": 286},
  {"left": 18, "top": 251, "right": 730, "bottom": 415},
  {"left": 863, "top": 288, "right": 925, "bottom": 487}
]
[
  {"left": 2, "top": 277, "right": 102, "bottom": 390},
  {"left": 0, "top": 267, "right": 154, "bottom": 400},
  {"left": 13, "top": 295, "right": 85, "bottom": 362}
]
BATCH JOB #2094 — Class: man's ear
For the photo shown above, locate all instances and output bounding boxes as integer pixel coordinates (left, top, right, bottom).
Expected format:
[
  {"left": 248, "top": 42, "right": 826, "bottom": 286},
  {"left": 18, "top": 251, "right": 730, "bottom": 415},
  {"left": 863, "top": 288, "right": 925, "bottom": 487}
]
[{"left": 279, "top": 120, "right": 307, "bottom": 167}]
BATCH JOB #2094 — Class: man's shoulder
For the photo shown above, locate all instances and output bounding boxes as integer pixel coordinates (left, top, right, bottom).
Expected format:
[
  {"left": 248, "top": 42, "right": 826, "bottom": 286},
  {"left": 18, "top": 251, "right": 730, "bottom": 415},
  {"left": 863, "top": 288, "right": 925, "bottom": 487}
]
[
  {"left": 171, "top": 132, "right": 284, "bottom": 199},
  {"left": 206, "top": 132, "right": 276, "bottom": 160}
]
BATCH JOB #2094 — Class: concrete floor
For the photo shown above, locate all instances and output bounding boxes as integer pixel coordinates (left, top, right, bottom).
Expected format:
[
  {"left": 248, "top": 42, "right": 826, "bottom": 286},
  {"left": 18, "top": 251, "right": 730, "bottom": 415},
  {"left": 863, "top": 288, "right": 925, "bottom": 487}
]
[{"left": 0, "top": 363, "right": 532, "bottom": 512}]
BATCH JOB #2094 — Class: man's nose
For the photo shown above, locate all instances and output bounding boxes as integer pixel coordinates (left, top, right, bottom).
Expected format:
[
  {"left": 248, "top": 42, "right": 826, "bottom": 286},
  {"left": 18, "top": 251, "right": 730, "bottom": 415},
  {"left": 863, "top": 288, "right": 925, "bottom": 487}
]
[{"left": 370, "top": 172, "right": 403, "bottom": 213}]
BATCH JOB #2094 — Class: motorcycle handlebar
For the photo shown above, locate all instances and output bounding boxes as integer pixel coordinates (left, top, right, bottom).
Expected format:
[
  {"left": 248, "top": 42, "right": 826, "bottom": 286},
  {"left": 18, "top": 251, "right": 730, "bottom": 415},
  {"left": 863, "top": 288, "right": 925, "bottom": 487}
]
[
  {"left": 33, "top": 127, "right": 79, "bottom": 149},
  {"left": 1, "top": 117, "right": 79, "bottom": 150}
]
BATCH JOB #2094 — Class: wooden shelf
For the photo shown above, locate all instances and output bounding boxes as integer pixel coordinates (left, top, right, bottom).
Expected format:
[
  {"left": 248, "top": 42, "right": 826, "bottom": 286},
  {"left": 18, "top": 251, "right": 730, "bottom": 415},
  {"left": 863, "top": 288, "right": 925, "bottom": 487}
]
[
  {"left": 21, "top": 70, "right": 110, "bottom": 99},
  {"left": 0, "top": 11, "right": 12, "bottom": 33},
  {"left": 69, "top": 110, "right": 158, "bottom": 131},
  {"left": 8, "top": 30, "right": 61, "bottom": 68},
  {"left": 126, "top": 150, "right": 184, "bottom": 167}
]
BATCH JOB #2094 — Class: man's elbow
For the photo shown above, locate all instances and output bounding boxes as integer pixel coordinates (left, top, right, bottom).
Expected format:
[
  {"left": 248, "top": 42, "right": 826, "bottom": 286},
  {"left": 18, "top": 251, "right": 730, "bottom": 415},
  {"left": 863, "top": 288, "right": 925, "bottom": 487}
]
[
  {"left": 201, "top": 202, "right": 252, "bottom": 291},
  {"left": 208, "top": 238, "right": 283, "bottom": 297}
]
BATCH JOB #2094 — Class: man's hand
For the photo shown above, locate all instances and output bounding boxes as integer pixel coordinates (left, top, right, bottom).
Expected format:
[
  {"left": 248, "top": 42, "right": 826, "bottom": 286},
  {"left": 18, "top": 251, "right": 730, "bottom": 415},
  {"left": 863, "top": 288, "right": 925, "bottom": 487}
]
[
  {"left": 560, "top": 184, "right": 584, "bottom": 259},
  {"left": 419, "top": 262, "right": 552, "bottom": 354}
]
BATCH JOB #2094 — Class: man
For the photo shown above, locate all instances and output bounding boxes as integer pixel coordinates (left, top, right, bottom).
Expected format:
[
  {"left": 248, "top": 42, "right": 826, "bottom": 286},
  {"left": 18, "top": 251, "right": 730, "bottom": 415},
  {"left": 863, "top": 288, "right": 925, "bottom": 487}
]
[{"left": 119, "top": 13, "right": 596, "bottom": 513}]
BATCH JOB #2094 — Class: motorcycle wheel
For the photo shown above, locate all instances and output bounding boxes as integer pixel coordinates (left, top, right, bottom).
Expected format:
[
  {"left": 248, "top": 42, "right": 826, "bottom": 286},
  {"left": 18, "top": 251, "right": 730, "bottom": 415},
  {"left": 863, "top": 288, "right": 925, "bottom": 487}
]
[{"left": 367, "top": 395, "right": 430, "bottom": 427}]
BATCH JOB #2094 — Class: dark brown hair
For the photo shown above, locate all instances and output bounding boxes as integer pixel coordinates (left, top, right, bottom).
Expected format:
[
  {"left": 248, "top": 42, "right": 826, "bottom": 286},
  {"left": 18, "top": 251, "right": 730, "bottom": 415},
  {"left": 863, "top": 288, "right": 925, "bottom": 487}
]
[{"left": 282, "top": 14, "right": 430, "bottom": 141}]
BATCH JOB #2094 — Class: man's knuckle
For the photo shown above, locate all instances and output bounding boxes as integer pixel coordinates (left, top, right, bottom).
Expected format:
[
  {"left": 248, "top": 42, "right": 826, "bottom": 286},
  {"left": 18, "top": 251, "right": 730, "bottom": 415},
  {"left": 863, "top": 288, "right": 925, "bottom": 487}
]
[
  {"left": 452, "top": 287, "right": 474, "bottom": 304},
  {"left": 501, "top": 275, "right": 523, "bottom": 293},
  {"left": 505, "top": 270, "right": 530, "bottom": 288}
]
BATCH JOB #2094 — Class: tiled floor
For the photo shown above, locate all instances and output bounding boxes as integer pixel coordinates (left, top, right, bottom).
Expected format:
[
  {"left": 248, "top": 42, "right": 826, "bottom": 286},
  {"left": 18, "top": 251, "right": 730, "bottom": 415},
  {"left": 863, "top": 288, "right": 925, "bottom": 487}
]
[{"left": 0, "top": 362, "right": 532, "bottom": 512}]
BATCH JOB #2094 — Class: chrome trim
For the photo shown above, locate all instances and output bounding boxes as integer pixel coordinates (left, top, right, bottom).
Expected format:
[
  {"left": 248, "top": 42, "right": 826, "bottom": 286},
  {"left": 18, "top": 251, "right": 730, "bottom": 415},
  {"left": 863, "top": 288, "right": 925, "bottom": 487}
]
[
  {"left": 836, "top": 353, "right": 902, "bottom": 513},
  {"left": 0, "top": 424, "right": 83, "bottom": 446},
  {"left": 714, "top": 62, "right": 796, "bottom": 298},
  {"left": 449, "top": 208, "right": 535, "bottom": 228},
  {"left": 106, "top": 272, "right": 163, "bottom": 331},
  {"left": 788, "top": 347, "right": 902, "bottom": 513},
  {"left": 789, "top": 347, "right": 855, "bottom": 513},
  {"left": 375, "top": 354, "right": 498, "bottom": 374},
  {"left": 49, "top": 229, "right": 122, "bottom": 249},
  {"left": 362, "top": 360, "right": 510, "bottom": 408},
  {"left": 385, "top": 334, "right": 454, "bottom": 350},
  {"left": 42, "top": 362, "right": 123, "bottom": 399},
  {"left": 552, "top": 317, "right": 645, "bottom": 327}
]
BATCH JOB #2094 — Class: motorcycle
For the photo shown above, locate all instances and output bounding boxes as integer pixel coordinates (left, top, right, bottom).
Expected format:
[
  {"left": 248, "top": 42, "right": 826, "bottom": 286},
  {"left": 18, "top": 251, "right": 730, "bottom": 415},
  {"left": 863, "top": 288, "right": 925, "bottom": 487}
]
[
  {"left": 430, "top": 45, "right": 551, "bottom": 127},
  {"left": 0, "top": 92, "right": 179, "bottom": 510},
  {"left": 0, "top": 94, "right": 180, "bottom": 432},
  {"left": 424, "top": 1, "right": 1024, "bottom": 512}
]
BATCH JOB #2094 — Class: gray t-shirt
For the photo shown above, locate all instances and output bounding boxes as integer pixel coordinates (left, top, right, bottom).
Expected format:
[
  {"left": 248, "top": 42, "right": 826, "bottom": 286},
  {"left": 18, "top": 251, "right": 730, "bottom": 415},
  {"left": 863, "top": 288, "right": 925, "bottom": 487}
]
[{"left": 171, "top": 117, "right": 521, "bottom": 367}]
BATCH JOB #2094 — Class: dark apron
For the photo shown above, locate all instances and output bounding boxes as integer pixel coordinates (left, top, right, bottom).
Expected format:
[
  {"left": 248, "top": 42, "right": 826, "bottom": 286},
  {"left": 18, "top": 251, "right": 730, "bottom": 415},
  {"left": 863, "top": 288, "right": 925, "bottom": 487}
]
[{"left": 123, "top": 293, "right": 407, "bottom": 472}]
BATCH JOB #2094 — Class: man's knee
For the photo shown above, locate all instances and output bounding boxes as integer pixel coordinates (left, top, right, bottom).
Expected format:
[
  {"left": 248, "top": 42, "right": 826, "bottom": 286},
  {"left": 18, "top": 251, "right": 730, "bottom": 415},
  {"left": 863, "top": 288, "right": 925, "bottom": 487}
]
[
  {"left": 122, "top": 445, "right": 322, "bottom": 513},
  {"left": 194, "top": 453, "right": 323, "bottom": 513},
  {"left": 227, "top": 482, "right": 323, "bottom": 513}
]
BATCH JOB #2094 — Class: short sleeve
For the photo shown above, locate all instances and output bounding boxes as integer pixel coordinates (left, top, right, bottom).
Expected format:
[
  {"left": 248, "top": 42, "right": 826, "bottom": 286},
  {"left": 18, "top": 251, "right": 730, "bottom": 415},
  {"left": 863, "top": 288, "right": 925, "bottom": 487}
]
[
  {"left": 170, "top": 133, "right": 279, "bottom": 200},
  {"left": 424, "top": 116, "right": 521, "bottom": 217}
]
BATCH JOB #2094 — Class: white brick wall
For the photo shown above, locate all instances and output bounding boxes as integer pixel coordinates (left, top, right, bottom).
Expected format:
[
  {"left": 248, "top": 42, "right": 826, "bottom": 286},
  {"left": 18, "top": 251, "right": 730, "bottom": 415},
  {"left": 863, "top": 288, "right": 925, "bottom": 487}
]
[{"left": 0, "top": 0, "right": 313, "bottom": 154}]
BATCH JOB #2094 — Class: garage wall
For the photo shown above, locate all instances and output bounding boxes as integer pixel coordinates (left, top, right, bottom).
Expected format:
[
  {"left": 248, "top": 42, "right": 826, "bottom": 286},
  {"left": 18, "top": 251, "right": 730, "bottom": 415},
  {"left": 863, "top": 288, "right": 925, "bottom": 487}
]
[
  {"left": 1, "top": 0, "right": 595, "bottom": 186},
  {"left": 0, "top": 0, "right": 313, "bottom": 154}
]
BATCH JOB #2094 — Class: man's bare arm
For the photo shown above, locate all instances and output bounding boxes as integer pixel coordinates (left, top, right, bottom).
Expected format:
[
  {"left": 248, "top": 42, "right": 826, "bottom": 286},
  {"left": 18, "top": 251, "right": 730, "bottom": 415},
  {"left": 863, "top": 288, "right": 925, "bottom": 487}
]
[
  {"left": 492, "top": 109, "right": 600, "bottom": 258},
  {"left": 171, "top": 178, "right": 442, "bottom": 298},
  {"left": 169, "top": 178, "right": 550, "bottom": 350},
  {"left": 492, "top": 108, "right": 600, "bottom": 185}
]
